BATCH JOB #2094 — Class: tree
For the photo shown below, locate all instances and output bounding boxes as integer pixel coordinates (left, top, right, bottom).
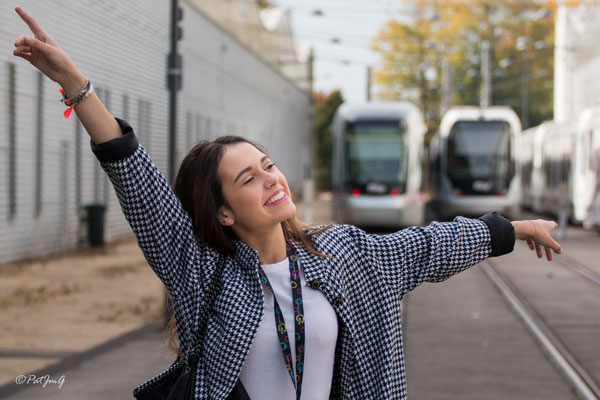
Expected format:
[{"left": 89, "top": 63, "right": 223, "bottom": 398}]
[
  {"left": 313, "top": 90, "right": 344, "bottom": 191},
  {"left": 371, "top": 0, "right": 555, "bottom": 140},
  {"left": 256, "top": 0, "right": 275, "bottom": 10}
]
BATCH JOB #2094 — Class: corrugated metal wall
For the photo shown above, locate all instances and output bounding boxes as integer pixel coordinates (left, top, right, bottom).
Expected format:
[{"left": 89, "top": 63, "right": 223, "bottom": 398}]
[{"left": 0, "top": 0, "right": 311, "bottom": 263}]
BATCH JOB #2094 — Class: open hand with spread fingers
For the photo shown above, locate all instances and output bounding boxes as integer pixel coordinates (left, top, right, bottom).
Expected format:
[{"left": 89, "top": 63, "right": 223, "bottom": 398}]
[
  {"left": 13, "top": 6, "right": 86, "bottom": 97},
  {"left": 514, "top": 219, "right": 562, "bottom": 261}
]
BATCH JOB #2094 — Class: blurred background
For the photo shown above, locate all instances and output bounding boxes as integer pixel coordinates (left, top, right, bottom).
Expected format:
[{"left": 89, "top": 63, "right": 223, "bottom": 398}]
[{"left": 0, "top": 0, "right": 599, "bottom": 399}]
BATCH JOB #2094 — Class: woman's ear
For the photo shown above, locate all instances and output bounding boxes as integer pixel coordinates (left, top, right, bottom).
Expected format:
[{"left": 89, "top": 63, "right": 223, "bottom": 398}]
[{"left": 218, "top": 206, "right": 234, "bottom": 226}]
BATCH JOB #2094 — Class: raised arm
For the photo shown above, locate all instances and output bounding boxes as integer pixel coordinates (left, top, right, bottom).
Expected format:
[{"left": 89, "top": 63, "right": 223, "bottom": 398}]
[
  {"left": 12, "top": 7, "right": 218, "bottom": 295},
  {"left": 13, "top": 6, "right": 120, "bottom": 145}
]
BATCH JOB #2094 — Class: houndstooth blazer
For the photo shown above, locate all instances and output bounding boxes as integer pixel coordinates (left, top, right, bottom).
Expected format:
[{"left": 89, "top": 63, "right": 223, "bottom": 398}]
[{"left": 91, "top": 118, "right": 515, "bottom": 399}]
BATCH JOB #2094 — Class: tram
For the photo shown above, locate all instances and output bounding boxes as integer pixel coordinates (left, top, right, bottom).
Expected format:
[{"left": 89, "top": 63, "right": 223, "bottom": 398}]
[
  {"left": 428, "top": 106, "right": 522, "bottom": 220},
  {"left": 575, "top": 107, "right": 600, "bottom": 228},
  {"left": 330, "top": 102, "right": 428, "bottom": 228},
  {"left": 537, "top": 120, "right": 576, "bottom": 218},
  {"left": 520, "top": 107, "right": 600, "bottom": 230}
]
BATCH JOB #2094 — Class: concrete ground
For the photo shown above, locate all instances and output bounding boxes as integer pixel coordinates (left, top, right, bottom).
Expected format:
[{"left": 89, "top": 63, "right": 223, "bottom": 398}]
[{"left": 1, "top": 195, "right": 597, "bottom": 399}]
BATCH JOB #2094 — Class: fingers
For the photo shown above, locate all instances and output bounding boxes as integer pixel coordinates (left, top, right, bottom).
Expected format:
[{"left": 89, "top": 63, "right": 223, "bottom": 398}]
[
  {"left": 15, "top": 7, "right": 47, "bottom": 38},
  {"left": 535, "top": 242, "right": 542, "bottom": 259},
  {"left": 13, "top": 45, "right": 32, "bottom": 55},
  {"left": 21, "top": 36, "right": 52, "bottom": 53},
  {"left": 526, "top": 238, "right": 534, "bottom": 250},
  {"left": 545, "top": 246, "right": 553, "bottom": 261},
  {"left": 550, "top": 238, "right": 562, "bottom": 254},
  {"left": 14, "top": 34, "right": 28, "bottom": 47},
  {"left": 13, "top": 51, "right": 32, "bottom": 63}
]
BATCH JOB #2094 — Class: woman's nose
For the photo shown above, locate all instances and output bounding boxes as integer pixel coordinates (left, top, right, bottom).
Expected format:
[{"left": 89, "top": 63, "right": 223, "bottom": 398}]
[{"left": 263, "top": 170, "right": 278, "bottom": 186}]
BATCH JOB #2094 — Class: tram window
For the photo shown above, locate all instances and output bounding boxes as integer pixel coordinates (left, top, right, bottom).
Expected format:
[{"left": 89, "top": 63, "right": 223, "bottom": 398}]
[
  {"left": 446, "top": 121, "right": 511, "bottom": 180},
  {"left": 344, "top": 120, "right": 408, "bottom": 185}
]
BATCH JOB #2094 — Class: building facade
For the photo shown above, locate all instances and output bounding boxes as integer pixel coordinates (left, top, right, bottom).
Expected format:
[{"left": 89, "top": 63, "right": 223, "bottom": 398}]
[{"left": 0, "top": 0, "right": 312, "bottom": 263}]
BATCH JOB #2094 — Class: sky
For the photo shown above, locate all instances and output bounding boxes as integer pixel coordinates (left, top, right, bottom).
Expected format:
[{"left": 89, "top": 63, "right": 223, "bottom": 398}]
[{"left": 273, "top": 0, "right": 400, "bottom": 103}]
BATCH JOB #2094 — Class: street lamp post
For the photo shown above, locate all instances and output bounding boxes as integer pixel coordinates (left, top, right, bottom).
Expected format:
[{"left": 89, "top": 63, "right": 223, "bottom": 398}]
[{"left": 516, "top": 36, "right": 531, "bottom": 129}]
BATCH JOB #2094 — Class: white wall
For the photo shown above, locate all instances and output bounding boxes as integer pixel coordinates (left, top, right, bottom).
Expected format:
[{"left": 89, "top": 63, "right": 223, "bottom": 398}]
[{"left": 0, "top": 0, "right": 311, "bottom": 263}]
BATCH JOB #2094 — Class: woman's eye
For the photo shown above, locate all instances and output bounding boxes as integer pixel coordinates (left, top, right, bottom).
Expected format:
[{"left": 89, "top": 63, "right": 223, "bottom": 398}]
[{"left": 243, "top": 164, "right": 274, "bottom": 185}]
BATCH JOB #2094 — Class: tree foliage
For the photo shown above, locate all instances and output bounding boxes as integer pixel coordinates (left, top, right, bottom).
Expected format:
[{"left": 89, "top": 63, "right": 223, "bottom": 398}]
[
  {"left": 371, "top": 0, "right": 555, "bottom": 141},
  {"left": 313, "top": 90, "right": 344, "bottom": 191},
  {"left": 256, "top": 0, "right": 275, "bottom": 10}
]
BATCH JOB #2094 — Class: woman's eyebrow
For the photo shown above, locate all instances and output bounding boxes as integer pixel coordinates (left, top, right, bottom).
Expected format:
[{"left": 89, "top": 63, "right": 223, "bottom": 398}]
[{"left": 234, "top": 155, "right": 269, "bottom": 183}]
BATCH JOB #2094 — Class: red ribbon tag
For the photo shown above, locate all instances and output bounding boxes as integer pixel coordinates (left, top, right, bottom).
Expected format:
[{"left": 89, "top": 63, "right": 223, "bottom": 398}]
[
  {"left": 59, "top": 88, "right": 74, "bottom": 118},
  {"left": 63, "top": 105, "right": 74, "bottom": 118}
]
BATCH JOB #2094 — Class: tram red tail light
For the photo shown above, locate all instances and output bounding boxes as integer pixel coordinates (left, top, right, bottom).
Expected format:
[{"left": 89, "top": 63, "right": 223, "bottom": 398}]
[
  {"left": 391, "top": 189, "right": 399, "bottom": 196},
  {"left": 352, "top": 188, "right": 361, "bottom": 197}
]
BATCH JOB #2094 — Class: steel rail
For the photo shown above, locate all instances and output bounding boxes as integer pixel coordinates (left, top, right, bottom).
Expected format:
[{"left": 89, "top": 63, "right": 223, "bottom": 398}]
[
  {"left": 553, "top": 254, "right": 600, "bottom": 287},
  {"left": 482, "top": 260, "right": 600, "bottom": 400}
]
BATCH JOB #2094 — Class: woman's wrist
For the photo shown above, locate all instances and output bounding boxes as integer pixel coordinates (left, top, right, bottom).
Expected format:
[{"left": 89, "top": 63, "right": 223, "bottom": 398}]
[
  {"left": 58, "top": 67, "right": 87, "bottom": 98},
  {"left": 512, "top": 220, "right": 535, "bottom": 240}
]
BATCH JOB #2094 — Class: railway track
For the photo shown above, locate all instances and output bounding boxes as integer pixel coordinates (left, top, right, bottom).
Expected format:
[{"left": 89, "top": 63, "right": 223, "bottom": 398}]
[
  {"left": 482, "top": 259, "right": 600, "bottom": 400},
  {"left": 553, "top": 253, "right": 600, "bottom": 287}
]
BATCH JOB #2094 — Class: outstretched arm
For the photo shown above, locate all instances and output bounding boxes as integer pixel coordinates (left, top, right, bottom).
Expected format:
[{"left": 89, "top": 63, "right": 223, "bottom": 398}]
[
  {"left": 338, "top": 213, "right": 561, "bottom": 296},
  {"left": 12, "top": 6, "right": 120, "bottom": 145}
]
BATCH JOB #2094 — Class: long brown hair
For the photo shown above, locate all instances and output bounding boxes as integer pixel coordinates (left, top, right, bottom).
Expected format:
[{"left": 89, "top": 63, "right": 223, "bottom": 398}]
[{"left": 165, "top": 135, "right": 333, "bottom": 359}]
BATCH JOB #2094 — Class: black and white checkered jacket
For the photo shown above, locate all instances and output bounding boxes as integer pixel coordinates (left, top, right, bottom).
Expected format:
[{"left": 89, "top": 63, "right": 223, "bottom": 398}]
[{"left": 91, "top": 118, "right": 515, "bottom": 399}]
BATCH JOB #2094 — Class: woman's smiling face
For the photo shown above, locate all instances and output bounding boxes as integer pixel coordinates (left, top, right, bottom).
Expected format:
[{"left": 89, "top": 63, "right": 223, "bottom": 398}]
[{"left": 217, "top": 142, "right": 296, "bottom": 235}]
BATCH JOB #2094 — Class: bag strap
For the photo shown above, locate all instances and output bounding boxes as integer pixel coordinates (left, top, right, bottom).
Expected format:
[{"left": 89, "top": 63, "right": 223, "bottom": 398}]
[{"left": 186, "top": 253, "right": 226, "bottom": 362}]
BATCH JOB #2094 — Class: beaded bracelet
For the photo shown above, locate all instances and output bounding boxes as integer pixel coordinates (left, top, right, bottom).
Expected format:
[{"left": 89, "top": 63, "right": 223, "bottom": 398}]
[{"left": 58, "top": 79, "right": 94, "bottom": 118}]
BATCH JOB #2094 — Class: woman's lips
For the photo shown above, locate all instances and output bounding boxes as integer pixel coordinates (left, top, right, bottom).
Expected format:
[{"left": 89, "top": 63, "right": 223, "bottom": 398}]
[{"left": 264, "top": 192, "right": 288, "bottom": 206}]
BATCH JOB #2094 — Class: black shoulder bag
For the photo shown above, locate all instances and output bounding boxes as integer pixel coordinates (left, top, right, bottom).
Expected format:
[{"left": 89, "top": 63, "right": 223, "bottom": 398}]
[{"left": 133, "top": 254, "right": 251, "bottom": 400}]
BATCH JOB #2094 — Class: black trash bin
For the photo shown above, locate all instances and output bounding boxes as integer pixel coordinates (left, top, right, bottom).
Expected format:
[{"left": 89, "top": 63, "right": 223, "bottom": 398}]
[{"left": 84, "top": 204, "right": 106, "bottom": 246}]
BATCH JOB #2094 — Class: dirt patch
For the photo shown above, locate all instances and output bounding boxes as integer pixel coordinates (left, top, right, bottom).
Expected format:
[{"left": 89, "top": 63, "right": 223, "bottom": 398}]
[
  {"left": 0, "top": 237, "right": 166, "bottom": 387},
  {"left": 0, "top": 196, "right": 333, "bottom": 388}
]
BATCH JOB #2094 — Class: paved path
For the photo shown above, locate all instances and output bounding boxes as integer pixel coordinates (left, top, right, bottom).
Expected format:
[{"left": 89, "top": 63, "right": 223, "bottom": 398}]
[
  {"left": 403, "top": 261, "right": 579, "bottom": 400},
  {"left": 0, "top": 323, "right": 172, "bottom": 399},
  {"left": 403, "top": 211, "right": 600, "bottom": 399},
  {"left": 2, "top": 199, "right": 597, "bottom": 399}
]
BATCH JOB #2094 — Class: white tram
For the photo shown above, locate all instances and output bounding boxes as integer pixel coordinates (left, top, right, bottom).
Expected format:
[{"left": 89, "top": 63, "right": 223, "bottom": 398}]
[
  {"left": 575, "top": 107, "right": 600, "bottom": 229},
  {"left": 330, "top": 102, "right": 428, "bottom": 228},
  {"left": 521, "top": 107, "right": 600, "bottom": 231},
  {"left": 428, "top": 106, "right": 522, "bottom": 220}
]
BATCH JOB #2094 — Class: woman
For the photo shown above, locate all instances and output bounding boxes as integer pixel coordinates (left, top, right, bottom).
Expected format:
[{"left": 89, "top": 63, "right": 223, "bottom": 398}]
[{"left": 12, "top": 6, "right": 562, "bottom": 399}]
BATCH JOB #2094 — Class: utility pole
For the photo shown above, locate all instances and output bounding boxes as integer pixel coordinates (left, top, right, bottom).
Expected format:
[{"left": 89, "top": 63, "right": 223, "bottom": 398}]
[
  {"left": 366, "top": 66, "right": 372, "bottom": 101},
  {"left": 303, "top": 47, "right": 315, "bottom": 224},
  {"left": 516, "top": 36, "right": 530, "bottom": 129},
  {"left": 520, "top": 50, "right": 529, "bottom": 129},
  {"left": 168, "top": 0, "right": 183, "bottom": 183},
  {"left": 441, "top": 57, "right": 451, "bottom": 114},
  {"left": 554, "top": 0, "right": 571, "bottom": 122},
  {"left": 164, "top": 0, "right": 183, "bottom": 327},
  {"left": 480, "top": 40, "right": 491, "bottom": 108}
]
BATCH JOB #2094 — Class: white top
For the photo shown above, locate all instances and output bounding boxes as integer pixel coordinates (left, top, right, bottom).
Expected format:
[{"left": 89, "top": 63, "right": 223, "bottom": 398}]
[{"left": 239, "top": 257, "right": 339, "bottom": 399}]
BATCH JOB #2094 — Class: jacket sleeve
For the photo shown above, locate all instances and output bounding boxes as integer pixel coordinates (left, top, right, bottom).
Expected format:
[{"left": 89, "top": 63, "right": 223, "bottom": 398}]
[
  {"left": 90, "top": 117, "right": 217, "bottom": 292},
  {"left": 339, "top": 212, "right": 514, "bottom": 296}
]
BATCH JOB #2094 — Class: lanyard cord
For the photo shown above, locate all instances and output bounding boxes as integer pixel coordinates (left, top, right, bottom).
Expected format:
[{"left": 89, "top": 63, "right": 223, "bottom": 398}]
[{"left": 256, "top": 241, "right": 305, "bottom": 400}]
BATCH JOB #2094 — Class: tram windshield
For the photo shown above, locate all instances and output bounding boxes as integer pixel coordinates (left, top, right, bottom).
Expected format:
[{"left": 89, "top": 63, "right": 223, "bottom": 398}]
[
  {"left": 344, "top": 120, "right": 408, "bottom": 193},
  {"left": 446, "top": 120, "right": 513, "bottom": 194}
]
